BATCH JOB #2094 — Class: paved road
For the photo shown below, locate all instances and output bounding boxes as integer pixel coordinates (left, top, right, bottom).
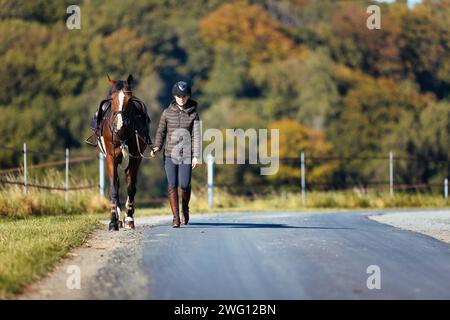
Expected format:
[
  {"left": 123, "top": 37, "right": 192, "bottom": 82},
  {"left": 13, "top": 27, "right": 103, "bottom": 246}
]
[{"left": 141, "top": 211, "right": 450, "bottom": 299}]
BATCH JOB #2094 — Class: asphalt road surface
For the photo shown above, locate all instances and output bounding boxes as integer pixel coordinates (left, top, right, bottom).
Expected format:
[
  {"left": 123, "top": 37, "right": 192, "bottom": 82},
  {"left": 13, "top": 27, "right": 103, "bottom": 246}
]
[{"left": 142, "top": 211, "right": 450, "bottom": 299}]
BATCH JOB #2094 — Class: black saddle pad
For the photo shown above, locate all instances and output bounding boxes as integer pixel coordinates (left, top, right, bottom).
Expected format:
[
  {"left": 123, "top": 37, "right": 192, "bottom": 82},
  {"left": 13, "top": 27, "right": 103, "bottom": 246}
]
[
  {"left": 130, "top": 98, "right": 150, "bottom": 138},
  {"left": 90, "top": 98, "right": 149, "bottom": 138},
  {"left": 90, "top": 99, "right": 112, "bottom": 130}
]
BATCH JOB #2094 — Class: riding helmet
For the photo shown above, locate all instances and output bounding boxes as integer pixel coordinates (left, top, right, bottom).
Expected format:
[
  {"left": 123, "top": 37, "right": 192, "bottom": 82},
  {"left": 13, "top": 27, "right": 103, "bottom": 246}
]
[{"left": 172, "top": 81, "right": 191, "bottom": 96}]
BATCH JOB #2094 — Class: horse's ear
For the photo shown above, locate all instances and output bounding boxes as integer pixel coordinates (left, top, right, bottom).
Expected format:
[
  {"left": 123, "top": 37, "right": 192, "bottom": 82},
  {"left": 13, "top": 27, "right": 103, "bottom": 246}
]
[
  {"left": 127, "top": 74, "right": 134, "bottom": 85},
  {"left": 107, "top": 74, "right": 116, "bottom": 86}
]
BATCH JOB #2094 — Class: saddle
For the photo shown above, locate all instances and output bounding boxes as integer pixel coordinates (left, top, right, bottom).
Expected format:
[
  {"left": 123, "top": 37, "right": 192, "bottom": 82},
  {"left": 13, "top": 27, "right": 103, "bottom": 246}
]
[
  {"left": 129, "top": 97, "right": 151, "bottom": 144},
  {"left": 89, "top": 98, "right": 112, "bottom": 132},
  {"left": 86, "top": 97, "right": 151, "bottom": 147}
]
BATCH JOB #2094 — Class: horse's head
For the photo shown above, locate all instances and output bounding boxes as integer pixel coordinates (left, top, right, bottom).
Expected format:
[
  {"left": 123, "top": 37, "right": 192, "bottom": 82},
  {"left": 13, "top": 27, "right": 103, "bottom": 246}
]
[{"left": 107, "top": 74, "right": 133, "bottom": 133}]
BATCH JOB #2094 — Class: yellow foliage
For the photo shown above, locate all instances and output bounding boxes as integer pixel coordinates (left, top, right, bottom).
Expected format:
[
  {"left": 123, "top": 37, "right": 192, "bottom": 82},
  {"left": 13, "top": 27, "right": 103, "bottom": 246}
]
[
  {"left": 269, "top": 119, "right": 336, "bottom": 182},
  {"left": 199, "top": 2, "right": 296, "bottom": 63}
]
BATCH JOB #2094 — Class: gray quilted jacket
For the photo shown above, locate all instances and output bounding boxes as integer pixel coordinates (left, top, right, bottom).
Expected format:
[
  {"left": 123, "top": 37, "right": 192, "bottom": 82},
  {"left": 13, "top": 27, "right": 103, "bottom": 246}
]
[{"left": 154, "top": 99, "right": 201, "bottom": 159}]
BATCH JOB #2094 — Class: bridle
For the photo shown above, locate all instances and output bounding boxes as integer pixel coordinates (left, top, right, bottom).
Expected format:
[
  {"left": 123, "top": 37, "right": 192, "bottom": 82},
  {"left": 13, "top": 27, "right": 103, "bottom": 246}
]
[
  {"left": 107, "top": 91, "right": 153, "bottom": 160},
  {"left": 110, "top": 90, "right": 132, "bottom": 135}
]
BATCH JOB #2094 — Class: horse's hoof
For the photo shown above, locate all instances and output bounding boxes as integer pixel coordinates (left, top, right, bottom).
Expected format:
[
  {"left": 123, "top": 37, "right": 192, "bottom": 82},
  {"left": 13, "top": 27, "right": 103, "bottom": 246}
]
[
  {"left": 125, "top": 221, "right": 135, "bottom": 229},
  {"left": 125, "top": 217, "right": 135, "bottom": 229},
  {"left": 108, "top": 222, "right": 119, "bottom": 231}
]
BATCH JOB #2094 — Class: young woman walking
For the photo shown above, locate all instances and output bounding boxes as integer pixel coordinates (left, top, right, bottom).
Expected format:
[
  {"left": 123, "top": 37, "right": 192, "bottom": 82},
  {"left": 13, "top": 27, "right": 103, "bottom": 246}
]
[{"left": 153, "top": 81, "right": 201, "bottom": 228}]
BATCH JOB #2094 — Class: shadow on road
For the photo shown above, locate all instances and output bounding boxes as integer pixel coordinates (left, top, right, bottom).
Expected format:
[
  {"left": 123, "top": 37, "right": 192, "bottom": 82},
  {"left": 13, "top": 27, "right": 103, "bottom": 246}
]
[{"left": 187, "top": 222, "right": 353, "bottom": 230}]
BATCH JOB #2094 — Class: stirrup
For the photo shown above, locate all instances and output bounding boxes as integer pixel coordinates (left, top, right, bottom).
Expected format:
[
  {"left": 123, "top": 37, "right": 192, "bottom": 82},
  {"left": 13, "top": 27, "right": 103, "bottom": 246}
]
[{"left": 85, "top": 133, "right": 98, "bottom": 147}]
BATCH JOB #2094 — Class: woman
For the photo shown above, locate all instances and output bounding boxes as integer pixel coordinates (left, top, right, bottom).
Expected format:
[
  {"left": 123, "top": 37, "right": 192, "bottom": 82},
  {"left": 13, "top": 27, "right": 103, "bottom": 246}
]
[{"left": 153, "top": 81, "right": 200, "bottom": 228}]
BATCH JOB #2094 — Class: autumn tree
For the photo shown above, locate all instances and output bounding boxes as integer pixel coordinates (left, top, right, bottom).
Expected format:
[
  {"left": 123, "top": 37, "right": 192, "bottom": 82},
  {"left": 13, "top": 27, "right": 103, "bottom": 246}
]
[
  {"left": 397, "top": 4, "right": 450, "bottom": 97},
  {"left": 320, "top": 2, "right": 405, "bottom": 80},
  {"left": 328, "top": 66, "right": 436, "bottom": 186},
  {"left": 268, "top": 119, "right": 336, "bottom": 186},
  {"left": 199, "top": 1, "right": 297, "bottom": 64}
]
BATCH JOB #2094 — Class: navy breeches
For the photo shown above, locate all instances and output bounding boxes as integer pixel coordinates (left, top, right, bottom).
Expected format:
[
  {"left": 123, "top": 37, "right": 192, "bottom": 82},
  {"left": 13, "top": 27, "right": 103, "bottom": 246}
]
[{"left": 164, "top": 157, "right": 192, "bottom": 190}]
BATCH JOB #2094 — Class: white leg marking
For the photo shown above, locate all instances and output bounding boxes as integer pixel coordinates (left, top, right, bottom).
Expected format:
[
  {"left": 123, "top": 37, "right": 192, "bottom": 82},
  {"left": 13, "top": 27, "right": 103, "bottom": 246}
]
[
  {"left": 125, "top": 198, "right": 134, "bottom": 223},
  {"left": 117, "top": 206, "right": 122, "bottom": 221},
  {"left": 126, "top": 198, "right": 134, "bottom": 210}
]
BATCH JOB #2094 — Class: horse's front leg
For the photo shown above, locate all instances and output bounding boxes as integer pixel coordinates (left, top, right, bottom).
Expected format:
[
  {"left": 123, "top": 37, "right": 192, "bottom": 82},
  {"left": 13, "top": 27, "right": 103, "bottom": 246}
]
[
  {"left": 106, "top": 154, "right": 121, "bottom": 231},
  {"left": 124, "top": 158, "right": 141, "bottom": 229}
]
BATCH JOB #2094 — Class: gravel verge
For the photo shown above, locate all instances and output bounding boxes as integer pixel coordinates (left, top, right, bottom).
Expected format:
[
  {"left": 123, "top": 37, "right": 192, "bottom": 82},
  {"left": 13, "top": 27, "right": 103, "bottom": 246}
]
[{"left": 369, "top": 210, "right": 450, "bottom": 244}]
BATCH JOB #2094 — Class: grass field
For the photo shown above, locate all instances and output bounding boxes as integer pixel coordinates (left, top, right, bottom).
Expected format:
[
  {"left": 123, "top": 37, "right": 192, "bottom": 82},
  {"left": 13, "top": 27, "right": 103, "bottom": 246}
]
[
  {"left": 0, "top": 214, "right": 101, "bottom": 299},
  {"left": 0, "top": 172, "right": 108, "bottom": 217}
]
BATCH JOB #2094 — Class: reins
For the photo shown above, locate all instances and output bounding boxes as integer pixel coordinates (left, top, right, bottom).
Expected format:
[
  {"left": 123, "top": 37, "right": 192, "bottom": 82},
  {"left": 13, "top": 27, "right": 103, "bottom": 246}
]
[
  {"left": 106, "top": 100, "right": 153, "bottom": 160},
  {"left": 134, "top": 130, "right": 154, "bottom": 159}
]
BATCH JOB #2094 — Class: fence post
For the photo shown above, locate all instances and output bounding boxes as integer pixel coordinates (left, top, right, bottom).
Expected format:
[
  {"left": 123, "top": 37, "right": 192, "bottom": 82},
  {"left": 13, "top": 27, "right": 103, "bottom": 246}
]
[
  {"left": 207, "top": 153, "right": 214, "bottom": 209},
  {"left": 65, "top": 148, "right": 69, "bottom": 207},
  {"left": 301, "top": 151, "right": 306, "bottom": 204},
  {"left": 23, "top": 143, "right": 27, "bottom": 194},
  {"left": 389, "top": 151, "right": 394, "bottom": 196},
  {"left": 445, "top": 178, "right": 448, "bottom": 199},
  {"left": 99, "top": 152, "right": 105, "bottom": 198}
]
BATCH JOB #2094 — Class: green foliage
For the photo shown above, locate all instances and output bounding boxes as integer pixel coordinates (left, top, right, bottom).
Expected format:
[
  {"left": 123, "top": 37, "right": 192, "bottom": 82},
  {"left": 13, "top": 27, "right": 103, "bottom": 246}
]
[
  {"left": 203, "top": 47, "right": 254, "bottom": 100},
  {"left": 0, "top": 0, "right": 73, "bottom": 23},
  {"left": 0, "top": 0, "right": 449, "bottom": 198},
  {"left": 397, "top": 4, "right": 450, "bottom": 96},
  {"left": 296, "top": 48, "right": 339, "bottom": 130}
]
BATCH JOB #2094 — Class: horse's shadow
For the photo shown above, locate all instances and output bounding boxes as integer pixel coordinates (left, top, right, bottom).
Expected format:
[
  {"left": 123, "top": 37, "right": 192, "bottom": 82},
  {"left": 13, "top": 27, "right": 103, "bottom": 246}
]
[{"left": 187, "top": 222, "right": 353, "bottom": 230}]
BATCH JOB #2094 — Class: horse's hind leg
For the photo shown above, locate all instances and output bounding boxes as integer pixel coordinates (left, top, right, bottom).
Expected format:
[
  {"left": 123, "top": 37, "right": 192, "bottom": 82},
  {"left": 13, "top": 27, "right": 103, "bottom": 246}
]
[{"left": 124, "top": 159, "right": 140, "bottom": 229}]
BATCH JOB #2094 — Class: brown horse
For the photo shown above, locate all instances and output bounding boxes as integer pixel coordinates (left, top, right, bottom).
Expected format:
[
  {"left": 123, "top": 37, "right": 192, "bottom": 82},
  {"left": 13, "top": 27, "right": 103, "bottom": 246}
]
[{"left": 99, "top": 74, "right": 151, "bottom": 231}]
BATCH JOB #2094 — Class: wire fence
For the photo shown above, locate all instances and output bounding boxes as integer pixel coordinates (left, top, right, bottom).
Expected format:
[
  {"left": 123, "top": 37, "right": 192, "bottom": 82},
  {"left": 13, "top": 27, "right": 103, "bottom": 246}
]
[
  {"left": 203, "top": 152, "right": 450, "bottom": 207},
  {"left": 0, "top": 144, "right": 100, "bottom": 202},
  {"left": 2, "top": 144, "right": 449, "bottom": 209},
  {"left": 0, "top": 155, "right": 95, "bottom": 174},
  {"left": 0, "top": 179, "right": 96, "bottom": 191}
]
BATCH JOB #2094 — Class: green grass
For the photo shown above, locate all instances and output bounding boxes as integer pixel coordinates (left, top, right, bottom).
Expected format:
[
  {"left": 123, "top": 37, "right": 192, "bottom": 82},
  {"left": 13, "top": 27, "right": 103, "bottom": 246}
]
[
  {"left": 0, "top": 171, "right": 108, "bottom": 217},
  {"left": 0, "top": 214, "right": 101, "bottom": 299}
]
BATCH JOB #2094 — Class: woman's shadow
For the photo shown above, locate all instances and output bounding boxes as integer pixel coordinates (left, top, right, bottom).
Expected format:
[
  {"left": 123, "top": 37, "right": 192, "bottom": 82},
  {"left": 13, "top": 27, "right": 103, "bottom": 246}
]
[{"left": 188, "top": 222, "right": 353, "bottom": 230}]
